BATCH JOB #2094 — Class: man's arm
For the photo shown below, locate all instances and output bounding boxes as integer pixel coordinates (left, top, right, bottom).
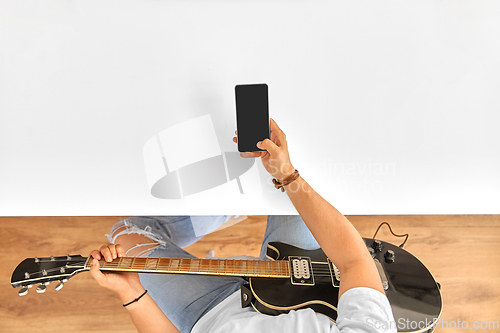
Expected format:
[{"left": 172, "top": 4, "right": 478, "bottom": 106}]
[
  {"left": 280, "top": 176, "right": 384, "bottom": 298},
  {"left": 89, "top": 244, "right": 181, "bottom": 333},
  {"left": 238, "top": 119, "right": 384, "bottom": 298}
]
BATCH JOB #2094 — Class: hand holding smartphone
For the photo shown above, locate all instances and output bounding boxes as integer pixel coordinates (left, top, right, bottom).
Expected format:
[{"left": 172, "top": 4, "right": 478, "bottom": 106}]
[{"left": 235, "top": 83, "right": 270, "bottom": 152}]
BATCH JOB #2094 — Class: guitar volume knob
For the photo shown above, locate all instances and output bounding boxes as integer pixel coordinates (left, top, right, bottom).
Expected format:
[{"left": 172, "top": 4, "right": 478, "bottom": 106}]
[
  {"left": 384, "top": 250, "right": 395, "bottom": 263},
  {"left": 373, "top": 240, "right": 382, "bottom": 252},
  {"left": 367, "top": 247, "right": 376, "bottom": 258}
]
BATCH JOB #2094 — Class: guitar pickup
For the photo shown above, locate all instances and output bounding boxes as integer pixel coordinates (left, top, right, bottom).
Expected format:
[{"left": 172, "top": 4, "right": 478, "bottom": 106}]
[{"left": 289, "top": 256, "right": 314, "bottom": 286}]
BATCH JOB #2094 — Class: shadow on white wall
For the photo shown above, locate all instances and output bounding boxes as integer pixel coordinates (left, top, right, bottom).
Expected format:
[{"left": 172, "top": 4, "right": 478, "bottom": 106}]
[{"left": 143, "top": 114, "right": 257, "bottom": 199}]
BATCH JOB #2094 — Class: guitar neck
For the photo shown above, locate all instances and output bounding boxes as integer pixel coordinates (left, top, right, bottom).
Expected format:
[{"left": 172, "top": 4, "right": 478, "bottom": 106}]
[{"left": 85, "top": 256, "right": 291, "bottom": 279}]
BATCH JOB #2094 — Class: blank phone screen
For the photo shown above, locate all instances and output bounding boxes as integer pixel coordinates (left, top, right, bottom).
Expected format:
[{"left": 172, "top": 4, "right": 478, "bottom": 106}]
[{"left": 235, "top": 84, "right": 270, "bottom": 152}]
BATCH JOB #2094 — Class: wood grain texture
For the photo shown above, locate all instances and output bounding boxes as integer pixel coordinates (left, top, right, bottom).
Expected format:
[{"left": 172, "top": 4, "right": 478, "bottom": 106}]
[{"left": 1, "top": 215, "right": 499, "bottom": 332}]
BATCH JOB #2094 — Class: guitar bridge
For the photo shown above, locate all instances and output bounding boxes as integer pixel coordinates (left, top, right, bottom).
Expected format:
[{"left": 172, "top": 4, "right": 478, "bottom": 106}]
[
  {"left": 327, "top": 258, "right": 340, "bottom": 287},
  {"left": 289, "top": 256, "right": 314, "bottom": 286}
]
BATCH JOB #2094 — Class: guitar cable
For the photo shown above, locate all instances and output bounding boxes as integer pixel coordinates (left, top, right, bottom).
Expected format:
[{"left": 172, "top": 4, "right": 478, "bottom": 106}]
[{"left": 372, "top": 222, "right": 409, "bottom": 248}]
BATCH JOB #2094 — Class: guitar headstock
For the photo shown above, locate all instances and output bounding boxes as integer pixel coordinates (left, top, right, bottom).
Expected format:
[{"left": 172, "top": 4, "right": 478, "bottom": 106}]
[{"left": 11, "top": 255, "right": 88, "bottom": 296}]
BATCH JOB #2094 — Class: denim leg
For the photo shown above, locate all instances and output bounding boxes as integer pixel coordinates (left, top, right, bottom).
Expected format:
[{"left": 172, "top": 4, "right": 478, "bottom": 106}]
[
  {"left": 259, "top": 215, "right": 320, "bottom": 260},
  {"left": 140, "top": 237, "right": 244, "bottom": 333},
  {"left": 107, "top": 216, "right": 232, "bottom": 255}
]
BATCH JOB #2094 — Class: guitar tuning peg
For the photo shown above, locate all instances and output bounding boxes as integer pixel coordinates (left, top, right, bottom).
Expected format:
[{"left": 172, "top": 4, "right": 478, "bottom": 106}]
[
  {"left": 55, "top": 281, "right": 64, "bottom": 291},
  {"left": 36, "top": 284, "right": 47, "bottom": 293},
  {"left": 18, "top": 287, "right": 29, "bottom": 296}
]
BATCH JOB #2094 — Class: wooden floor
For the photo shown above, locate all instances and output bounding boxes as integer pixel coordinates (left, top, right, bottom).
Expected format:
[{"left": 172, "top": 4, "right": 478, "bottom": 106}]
[{"left": 1, "top": 215, "right": 499, "bottom": 332}]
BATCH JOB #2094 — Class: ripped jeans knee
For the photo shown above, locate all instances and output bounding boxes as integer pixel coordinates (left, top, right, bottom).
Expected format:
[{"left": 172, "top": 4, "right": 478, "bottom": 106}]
[{"left": 106, "top": 219, "right": 167, "bottom": 257}]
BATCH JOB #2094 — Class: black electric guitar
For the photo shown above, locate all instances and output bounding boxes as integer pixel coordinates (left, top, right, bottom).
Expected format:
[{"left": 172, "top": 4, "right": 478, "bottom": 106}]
[{"left": 11, "top": 239, "right": 442, "bottom": 333}]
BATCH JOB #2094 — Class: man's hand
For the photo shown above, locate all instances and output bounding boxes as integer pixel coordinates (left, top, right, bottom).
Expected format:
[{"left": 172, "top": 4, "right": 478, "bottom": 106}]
[
  {"left": 233, "top": 118, "right": 295, "bottom": 181},
  {"left": 89, "top": 244, "right": 180, "bottom": 332},
  {"left": 89, "top": 244, "right": 145, "bottom": 303}
]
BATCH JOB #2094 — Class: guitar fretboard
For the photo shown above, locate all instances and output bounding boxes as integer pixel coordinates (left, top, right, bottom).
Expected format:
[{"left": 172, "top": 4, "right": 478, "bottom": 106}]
[{"left": 86, "top": 257, "right": 290, "bottom": 278}]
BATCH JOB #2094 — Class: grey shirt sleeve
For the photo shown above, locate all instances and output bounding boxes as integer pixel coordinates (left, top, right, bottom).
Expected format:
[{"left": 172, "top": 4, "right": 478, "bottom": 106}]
[{"left": 335, "top": 287, "right": 397, "bottom": 333}]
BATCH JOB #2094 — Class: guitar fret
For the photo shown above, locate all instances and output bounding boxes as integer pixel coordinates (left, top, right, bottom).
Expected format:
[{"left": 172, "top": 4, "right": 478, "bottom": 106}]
[
  {"left": 170, "top": 258, "right": 180, "bottom": 272},
  {"left": 132, "top": 258, "right": 147, "bottom": 271},
  {"left": 119, "top": 257, "right": 133, "bottom": 270},
  {"left": 145, "top": 258, "right": 157, "bottom": 271},
  {"left": 176, "top": 259, "right": 181, "bottom": 272},
  {"left": 157, "top": 258, "right": 164, "bottom": 271},
  {"left": 246, "top": 260, "right": 252, "bottom": 276},
  {"left": 176, "top": 258, "right": 181, "bottom": 272},
  {"left": 259, "top": 261, "right": 266, "bottom": 276},
  {"left": 181, "top": 258, "right": 185, "bottom": 272},
  {"left": 166, "top": 258, "right": 172, "bottom": 272},
  {"left": 163, "top": 258, "right": 171, "bottom": 272},
  {"left": 219, "top": 260, "right": 225, "bottom": 275},
  {"left": 208, "top": 259, "right": 213, "bottom": 273},
  {"left": 184, "top": 259, "right": 191, "bottom": 272},
  {"left": 241, "top": 260, "right": 245, "bottom": 275},
  {"left": 190, "top": 259, "right": 201, "bottom": 273},
  {"left": 156, "top": 258, "right": 163, "bottom": 272},
  {"left": 200, "top": 259, "right": 211, "bottom": 274}
]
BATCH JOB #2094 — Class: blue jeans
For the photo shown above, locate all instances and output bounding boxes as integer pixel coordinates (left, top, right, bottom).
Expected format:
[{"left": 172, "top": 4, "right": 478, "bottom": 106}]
[{"left": 114, "top": 215, "right": 320, "bottom": 333}]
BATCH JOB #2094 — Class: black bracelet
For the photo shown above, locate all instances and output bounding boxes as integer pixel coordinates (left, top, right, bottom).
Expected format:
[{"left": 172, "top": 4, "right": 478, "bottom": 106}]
[{"left": 123, "top": 290, "right": 148, "bottom": 307}]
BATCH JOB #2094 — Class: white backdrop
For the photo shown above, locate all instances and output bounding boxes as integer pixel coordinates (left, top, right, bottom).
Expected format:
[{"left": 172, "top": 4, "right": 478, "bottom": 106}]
[{"left": 1, "top": 0, "right": 499, "bottom": 215}]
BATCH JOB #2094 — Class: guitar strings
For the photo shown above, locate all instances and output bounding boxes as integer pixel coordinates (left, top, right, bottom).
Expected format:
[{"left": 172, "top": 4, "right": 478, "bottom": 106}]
[
  {"left": 26, "top": 258, "right": 338, "bottom": 278},
  {"left": 31, "top": 259, "right": 87, "bottom": 263},
  {"left": 26, "top": 262, "right": 87, "bottom": 277}
]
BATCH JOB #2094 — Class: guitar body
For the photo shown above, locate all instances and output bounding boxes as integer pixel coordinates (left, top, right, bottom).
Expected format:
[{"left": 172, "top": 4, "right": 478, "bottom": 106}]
[{"left": 247, "top": 240, "right": 442, "bottom": 333}]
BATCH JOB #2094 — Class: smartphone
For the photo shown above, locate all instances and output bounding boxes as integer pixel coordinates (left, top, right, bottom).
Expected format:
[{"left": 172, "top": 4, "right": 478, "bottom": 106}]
[{"left": 235, "top": 83, "right": 270, "bottom": 152}]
